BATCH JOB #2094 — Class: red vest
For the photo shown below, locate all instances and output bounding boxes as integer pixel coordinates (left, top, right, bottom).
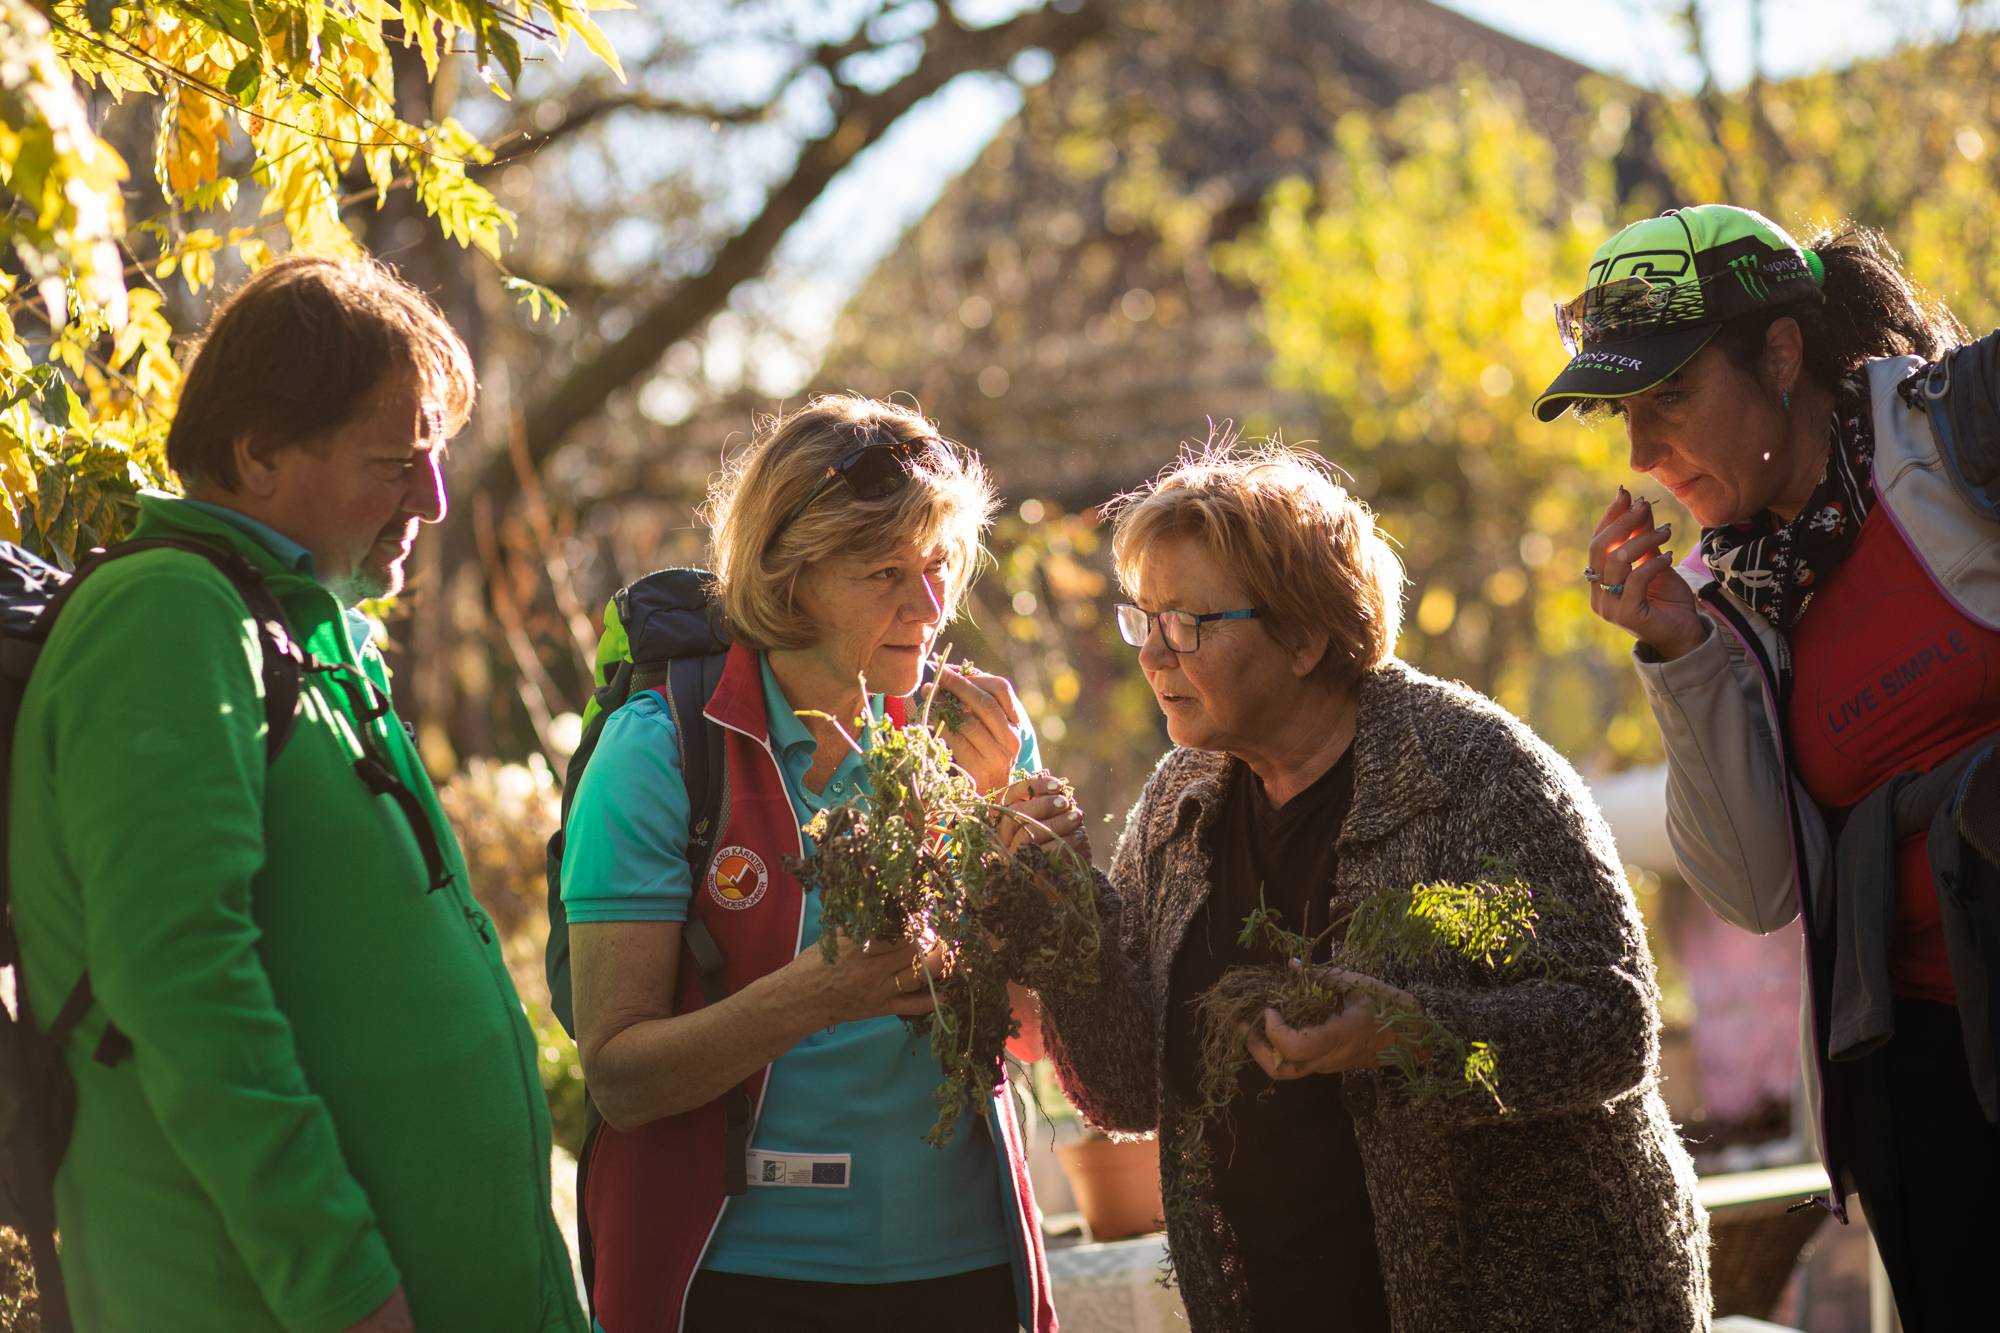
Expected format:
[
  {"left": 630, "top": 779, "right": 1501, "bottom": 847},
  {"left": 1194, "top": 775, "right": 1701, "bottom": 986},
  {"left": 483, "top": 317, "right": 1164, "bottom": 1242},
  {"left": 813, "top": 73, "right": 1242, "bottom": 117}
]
[
  {"left": 1788, "top": 507, "right": 2000, "bottom": 1003},
  {"left": 582, "top": 644, "right": 1057, "bottom": 1332}
]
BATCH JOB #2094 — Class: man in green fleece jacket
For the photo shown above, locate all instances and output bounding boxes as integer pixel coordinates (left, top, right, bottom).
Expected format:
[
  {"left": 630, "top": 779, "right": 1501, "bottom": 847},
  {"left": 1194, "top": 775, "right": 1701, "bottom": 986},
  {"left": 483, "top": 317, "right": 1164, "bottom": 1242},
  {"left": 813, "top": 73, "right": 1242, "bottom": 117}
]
[{"left": 7, "top": 257, "right": 586, "bottom": 1333}]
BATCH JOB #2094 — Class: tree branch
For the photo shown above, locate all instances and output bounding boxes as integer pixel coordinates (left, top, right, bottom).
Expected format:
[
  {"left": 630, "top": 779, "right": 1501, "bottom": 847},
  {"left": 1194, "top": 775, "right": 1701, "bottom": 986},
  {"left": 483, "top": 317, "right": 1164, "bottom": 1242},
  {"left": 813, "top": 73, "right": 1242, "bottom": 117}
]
[
  {"left": 482, "top": 90, "right": 778, "bottom": 168},
  {"left": 483, "top": 0, "right": 1107, "bottom": 510}
]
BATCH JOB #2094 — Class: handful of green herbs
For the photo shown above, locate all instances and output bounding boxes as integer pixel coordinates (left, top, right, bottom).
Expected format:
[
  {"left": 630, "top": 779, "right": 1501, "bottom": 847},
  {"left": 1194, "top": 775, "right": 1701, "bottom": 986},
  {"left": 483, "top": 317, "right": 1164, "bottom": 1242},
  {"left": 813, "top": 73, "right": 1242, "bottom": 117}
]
[
  {"left": 786, "top": 685, "right": 1100, "bottom": 1147},
  {"left": 1163, "top": 862, "right": 1550, "bottom": 1279}
]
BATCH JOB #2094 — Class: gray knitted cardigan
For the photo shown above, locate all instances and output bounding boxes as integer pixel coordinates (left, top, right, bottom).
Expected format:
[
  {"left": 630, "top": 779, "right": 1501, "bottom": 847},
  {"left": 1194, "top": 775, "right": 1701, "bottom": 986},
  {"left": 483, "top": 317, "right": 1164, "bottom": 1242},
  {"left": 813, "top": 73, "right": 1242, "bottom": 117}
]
[{"left": 1025, "top": 660, "right": 1711, "bottom": 1332}]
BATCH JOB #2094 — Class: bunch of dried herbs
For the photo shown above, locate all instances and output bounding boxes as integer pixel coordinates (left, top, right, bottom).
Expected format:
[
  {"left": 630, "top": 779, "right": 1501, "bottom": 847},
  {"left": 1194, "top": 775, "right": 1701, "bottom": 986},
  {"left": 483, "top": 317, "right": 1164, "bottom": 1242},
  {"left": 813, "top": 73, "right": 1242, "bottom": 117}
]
[{"left": 786, "top": 682, "right": 1100, "bottom": 1147}]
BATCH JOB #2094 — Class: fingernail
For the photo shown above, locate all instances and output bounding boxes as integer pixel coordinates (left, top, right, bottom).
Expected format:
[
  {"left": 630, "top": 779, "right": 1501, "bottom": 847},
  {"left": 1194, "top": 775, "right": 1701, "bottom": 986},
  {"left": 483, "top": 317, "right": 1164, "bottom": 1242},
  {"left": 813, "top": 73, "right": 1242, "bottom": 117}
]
[
  {"left": 1617, "top": 485, "right": 1629, "bottom": 501},
  {"left": 1054, "top": 795, "right": 1071, "bottom": 810},
  {"left": 1659, "top": 522, "right": 1672, "bottom": 537}
]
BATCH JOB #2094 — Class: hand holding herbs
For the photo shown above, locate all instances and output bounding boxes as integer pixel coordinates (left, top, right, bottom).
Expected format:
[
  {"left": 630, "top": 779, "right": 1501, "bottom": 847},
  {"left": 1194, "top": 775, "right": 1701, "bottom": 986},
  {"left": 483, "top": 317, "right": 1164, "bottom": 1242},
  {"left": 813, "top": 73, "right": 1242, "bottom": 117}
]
[
  {"left": 779, "top": 929, "right": 950, "bottom": 1030},
  {"left": 1190, "top": 863, "right": 1550, "bottom": 1129},
  {"left": 1245, "top": 967, "right": 1420, "bottom": 1081},
  {"left": 997, "top": 772, "right": 1093, "bottom": 862},
  {"left": 921, "top": 660, "right": 1025, "bottom": 794},
  {"left": 1163, "top": 867, "right": 1552, "bottom": 1274},
  {"left": 785, "top": 692, "right": 1101, "bottom": 1148}
]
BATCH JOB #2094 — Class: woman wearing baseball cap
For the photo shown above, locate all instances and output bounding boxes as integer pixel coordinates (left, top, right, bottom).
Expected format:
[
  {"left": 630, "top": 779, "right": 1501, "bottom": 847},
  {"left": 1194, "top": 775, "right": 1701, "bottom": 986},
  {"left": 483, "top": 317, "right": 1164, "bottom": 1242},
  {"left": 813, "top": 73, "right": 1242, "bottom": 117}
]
[{"left": 1538, "top": 204, "right": 2000, "bottom": 1329}]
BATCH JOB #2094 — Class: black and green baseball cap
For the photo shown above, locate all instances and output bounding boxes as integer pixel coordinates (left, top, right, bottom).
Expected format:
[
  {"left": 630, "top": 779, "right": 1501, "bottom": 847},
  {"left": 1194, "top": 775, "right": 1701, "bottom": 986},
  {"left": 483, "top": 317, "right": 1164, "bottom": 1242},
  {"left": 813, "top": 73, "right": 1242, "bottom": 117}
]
[{"left": 1532, "top": 204, "right": 1825, "bottom": 422}]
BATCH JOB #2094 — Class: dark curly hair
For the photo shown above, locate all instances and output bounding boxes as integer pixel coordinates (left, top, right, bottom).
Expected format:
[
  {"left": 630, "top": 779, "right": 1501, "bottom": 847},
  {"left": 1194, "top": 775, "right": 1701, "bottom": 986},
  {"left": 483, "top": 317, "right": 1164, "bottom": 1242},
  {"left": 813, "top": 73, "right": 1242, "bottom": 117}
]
[{"left": 1707, "top": 222, "right": 1967, "bottom": 383}]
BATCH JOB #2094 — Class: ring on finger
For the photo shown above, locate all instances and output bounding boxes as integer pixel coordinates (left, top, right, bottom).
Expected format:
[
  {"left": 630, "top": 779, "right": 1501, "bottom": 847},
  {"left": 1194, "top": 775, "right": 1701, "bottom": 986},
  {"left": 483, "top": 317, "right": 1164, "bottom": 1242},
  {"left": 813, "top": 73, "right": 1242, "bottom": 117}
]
[
  {"left": 1601, "top": 581, "right": 1626, "bottom": 595},
  {"left": 1582, "top": 566, "right": 1601, "bottom": 583}
]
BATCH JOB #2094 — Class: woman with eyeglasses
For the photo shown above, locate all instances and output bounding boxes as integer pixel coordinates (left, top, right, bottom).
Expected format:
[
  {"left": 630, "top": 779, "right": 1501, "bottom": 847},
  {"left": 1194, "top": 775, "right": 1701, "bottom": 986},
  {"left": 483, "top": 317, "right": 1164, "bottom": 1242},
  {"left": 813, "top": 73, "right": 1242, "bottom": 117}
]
[
  {"left": 1543, "top": 205, "right": 2000, "bottom": 1330},
  {"left": 995, "top": 441, "right": 1708, "bottom": 1332},
  {"left": 559, "top": 395, "right": 1058, "bottom": 1333}
]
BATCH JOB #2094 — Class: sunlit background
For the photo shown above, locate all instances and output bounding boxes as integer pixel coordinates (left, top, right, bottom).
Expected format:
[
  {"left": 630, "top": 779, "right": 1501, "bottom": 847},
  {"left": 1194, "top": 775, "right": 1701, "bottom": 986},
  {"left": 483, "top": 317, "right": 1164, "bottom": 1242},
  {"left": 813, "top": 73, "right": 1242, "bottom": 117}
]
[{"left": 8, "top": 2, "right": 1999, "bottom": 1327}]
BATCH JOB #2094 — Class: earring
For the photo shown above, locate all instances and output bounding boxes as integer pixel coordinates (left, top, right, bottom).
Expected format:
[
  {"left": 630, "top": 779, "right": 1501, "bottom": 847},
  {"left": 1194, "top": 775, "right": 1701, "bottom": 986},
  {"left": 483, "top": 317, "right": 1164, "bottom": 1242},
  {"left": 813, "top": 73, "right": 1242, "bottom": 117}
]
[{"left": 1781, "top": 389, "right": 1791, "bottom": 413}]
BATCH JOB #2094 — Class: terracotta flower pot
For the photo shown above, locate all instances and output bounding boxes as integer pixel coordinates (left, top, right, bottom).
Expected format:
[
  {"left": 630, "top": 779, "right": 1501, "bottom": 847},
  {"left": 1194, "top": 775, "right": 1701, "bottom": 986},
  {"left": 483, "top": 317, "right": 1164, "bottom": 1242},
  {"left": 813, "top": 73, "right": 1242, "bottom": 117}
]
[{"left": 1054, "top": 1133, "right": 1164, "bottom": 1241}]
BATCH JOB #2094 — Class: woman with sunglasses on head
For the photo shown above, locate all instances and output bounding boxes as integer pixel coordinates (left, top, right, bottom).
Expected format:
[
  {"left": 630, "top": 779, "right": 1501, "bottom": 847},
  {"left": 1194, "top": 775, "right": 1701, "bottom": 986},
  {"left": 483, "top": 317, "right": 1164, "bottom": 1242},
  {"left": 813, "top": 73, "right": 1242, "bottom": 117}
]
[
  {"left": 993, "top": 440, "right": 1708, "bottom": 1332},
  {"left": 558, "top": 395, "right": 1057, "bottom": 1333},
  {"left": 1542, "top": 204, "right": 2000, "bottom": 1331}
]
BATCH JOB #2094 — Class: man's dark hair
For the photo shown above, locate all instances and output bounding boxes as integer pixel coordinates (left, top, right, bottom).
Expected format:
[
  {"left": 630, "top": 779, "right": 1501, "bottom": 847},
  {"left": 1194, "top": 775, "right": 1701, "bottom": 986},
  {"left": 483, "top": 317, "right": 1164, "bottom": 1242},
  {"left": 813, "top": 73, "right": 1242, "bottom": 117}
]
[{"left": 166, "top": 255, "right": 476, "bottom": 489}]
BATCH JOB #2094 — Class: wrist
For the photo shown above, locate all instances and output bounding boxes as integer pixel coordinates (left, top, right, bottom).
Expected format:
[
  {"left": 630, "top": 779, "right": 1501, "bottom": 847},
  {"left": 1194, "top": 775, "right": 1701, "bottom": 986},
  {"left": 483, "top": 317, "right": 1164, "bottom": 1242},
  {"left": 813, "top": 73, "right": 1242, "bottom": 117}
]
[
  {"left": 1650, "top": 619, "right": 1708, "bottom": 662},
  {"left": 767, "top": 955, "right": 843, "bottom": 1036}
]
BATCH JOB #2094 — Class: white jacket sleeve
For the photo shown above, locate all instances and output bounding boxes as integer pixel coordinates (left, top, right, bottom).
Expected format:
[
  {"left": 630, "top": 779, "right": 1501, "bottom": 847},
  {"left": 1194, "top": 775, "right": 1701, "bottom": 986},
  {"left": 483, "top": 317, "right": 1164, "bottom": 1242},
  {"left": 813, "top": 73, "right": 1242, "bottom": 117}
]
[{"left": 1632, "top": 616, "right": 1829, "bottom": 934}]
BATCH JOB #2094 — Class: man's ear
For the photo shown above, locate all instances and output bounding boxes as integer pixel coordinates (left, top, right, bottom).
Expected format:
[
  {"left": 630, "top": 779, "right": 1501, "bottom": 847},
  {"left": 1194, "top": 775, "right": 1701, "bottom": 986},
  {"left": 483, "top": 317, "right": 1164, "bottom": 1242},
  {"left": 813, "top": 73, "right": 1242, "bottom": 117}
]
[
  {"left": 1761, "top": 315, "right": 1805, "bottom": 395},
  {"left": 229, "top": 433, "right": 284, "bottom": 500},
  {"left": 1290, "top": 630, "right": 1330, "bottom": 680}
]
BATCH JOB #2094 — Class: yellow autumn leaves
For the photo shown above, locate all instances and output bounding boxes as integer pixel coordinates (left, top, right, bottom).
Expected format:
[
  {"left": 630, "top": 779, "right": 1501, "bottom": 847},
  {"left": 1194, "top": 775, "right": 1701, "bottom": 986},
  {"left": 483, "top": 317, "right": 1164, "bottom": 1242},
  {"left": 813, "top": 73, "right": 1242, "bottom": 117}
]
[{"left": 0, "top": 1, "right": 626, "bottom": 562}]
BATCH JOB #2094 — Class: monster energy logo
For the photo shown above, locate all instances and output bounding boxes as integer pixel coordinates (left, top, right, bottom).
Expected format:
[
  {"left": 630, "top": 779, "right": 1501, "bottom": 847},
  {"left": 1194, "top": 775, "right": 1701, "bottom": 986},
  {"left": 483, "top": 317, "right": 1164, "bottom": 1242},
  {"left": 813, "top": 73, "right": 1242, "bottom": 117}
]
[{"left": 1728, "top": 255, "right": 1770, "bottom": 300}]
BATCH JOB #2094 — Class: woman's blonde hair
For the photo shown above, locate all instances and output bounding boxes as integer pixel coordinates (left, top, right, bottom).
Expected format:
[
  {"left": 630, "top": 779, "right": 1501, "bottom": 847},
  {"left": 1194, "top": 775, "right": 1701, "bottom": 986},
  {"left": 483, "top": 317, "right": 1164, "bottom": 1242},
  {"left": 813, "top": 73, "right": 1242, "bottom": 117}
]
[
  {"left": 1107, "top": 435, "right": 1405, "bottom": 686},
  {"left": 702, "top": 395, "right": 997, "bottom": 650}
]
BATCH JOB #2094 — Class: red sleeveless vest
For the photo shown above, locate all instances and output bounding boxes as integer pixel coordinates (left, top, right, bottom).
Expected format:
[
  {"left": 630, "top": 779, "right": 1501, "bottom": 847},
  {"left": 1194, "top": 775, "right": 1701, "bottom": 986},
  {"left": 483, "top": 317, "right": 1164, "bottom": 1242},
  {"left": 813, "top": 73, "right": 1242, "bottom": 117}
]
[{"left": 582, "top": 644, "right": 1057, "bottom": 1332}]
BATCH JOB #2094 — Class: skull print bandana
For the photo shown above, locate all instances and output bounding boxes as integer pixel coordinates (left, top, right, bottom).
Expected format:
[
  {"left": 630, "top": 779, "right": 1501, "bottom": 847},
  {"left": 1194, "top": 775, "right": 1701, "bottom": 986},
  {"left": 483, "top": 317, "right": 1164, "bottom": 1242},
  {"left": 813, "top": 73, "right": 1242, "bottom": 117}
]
[{"left": 1698, "top": 374, "right": 1874, "bottom": 630}]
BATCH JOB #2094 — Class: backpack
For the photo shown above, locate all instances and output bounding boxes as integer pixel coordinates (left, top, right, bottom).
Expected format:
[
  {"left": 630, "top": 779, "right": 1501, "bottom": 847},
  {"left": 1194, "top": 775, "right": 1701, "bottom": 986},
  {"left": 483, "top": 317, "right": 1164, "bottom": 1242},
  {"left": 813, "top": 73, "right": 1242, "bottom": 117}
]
[
  {"left": 544, "top": 567, "right": 734, "bottom": 1042},
  {"left": 0, "top": 537, "right": 304, "bottom": 1333},
  {"left": 1900, "top": 327, "right": 2000, "bottom": 523},
  {"left": 541, "top": 568, "right": 735, "bottom": 1311}
]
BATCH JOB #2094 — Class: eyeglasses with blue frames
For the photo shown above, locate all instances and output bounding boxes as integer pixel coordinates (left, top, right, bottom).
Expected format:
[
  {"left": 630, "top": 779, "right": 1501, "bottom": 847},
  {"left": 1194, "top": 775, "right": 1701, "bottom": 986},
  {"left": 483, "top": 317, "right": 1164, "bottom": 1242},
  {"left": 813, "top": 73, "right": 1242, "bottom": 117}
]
[{"left": 1115, "top": 603, "right": 1260, "bottom": 653}]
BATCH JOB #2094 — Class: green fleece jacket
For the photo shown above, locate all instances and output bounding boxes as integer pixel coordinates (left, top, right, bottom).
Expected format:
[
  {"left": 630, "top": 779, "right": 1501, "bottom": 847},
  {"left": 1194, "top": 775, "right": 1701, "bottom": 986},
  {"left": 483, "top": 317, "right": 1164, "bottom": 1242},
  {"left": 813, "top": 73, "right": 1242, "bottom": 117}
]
[{"left": 8, "top": 495, "right": 585, "bottom": 1333}]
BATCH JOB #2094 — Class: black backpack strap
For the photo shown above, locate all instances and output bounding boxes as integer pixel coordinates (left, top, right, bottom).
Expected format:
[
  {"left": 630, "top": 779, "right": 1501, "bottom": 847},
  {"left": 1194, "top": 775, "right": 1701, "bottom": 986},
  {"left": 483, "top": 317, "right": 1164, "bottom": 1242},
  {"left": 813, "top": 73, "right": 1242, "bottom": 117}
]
[
  {"left": 46, "top": 537, "right": 303, "bottom": 761},
  {"left": 1902, "top": 330, "right": 2000, "bottom": 523},
  {"left": 665, "top": 654, "right": 730, "bottom": 876},
  {"left": 41, "top": 970, "right": 96, "bottom": 1054},
  {"left": 38, "top": 969, "right": 125, "bottom": 1069},
  {"left": 660, "top": 651, "right": 748, "bottom": 1195},
  {"left": 32, "top": 537, "right": 306, "bottom": 1078},
  {"left": 683, "top": 914, "right": 749, "bottom": 1197}
]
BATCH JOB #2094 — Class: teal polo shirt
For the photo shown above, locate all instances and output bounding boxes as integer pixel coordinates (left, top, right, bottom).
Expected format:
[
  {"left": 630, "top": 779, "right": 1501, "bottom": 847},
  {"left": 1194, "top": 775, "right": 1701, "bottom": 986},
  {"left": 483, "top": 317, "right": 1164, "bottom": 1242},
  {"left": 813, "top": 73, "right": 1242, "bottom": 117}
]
[{"left": 561, "top": 655, "right": 1039, "bottom": 1283}]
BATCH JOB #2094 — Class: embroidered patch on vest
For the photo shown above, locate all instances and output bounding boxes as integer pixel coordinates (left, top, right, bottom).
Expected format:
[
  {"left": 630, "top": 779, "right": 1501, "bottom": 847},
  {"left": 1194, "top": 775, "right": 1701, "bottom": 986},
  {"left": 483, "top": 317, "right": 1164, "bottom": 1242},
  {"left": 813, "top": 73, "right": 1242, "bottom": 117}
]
[{"left": 706, "top": 845, "right": 769, "bottom": 911}]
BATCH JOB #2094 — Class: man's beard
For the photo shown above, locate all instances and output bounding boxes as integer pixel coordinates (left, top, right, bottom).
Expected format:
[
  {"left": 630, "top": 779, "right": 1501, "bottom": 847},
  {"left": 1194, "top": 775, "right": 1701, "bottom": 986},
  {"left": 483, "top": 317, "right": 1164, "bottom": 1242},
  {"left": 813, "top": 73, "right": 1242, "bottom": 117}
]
[{"left": 328, "top": 539, "right": 410, "bottom": 607}]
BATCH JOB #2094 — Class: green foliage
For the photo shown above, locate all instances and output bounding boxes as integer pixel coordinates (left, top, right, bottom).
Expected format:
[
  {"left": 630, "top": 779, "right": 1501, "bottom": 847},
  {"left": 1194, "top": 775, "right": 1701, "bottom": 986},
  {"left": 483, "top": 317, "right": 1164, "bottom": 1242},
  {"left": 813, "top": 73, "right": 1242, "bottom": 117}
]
[
  {"left": 787, "top": 697, "right": 1100, "bottom": 1148},
  {"left": 1214, "top": 73, "right": 1642, "bottom": 764},
  {"left": 1191, "top": 869, "right": 1542, "bottom": 1126},
  {"left": 950, "top": 501, "right": 1161, "bottom": 836},
  {"left": 1343, "top": 856, "right": 1548, "bottom": 978},
  {"left": 922, "top": 680, "right": 973, "bottom": 734},
  {"left": 0, "top": 0, "right": 622, "bottom": 561},
  {"left": 1219, "top": 37, "right": 2000, "bottom": 765},
  {"left": 529, "top": 998, "right": 589, "bottom": 1156}
]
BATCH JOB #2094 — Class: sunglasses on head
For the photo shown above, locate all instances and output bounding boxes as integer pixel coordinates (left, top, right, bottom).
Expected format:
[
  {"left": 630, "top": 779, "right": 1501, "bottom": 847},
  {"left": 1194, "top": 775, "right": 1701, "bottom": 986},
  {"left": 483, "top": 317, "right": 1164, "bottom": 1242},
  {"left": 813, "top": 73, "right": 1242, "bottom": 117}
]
[{"left": 768, "top": 429, "right": 943, "bottom": 547}]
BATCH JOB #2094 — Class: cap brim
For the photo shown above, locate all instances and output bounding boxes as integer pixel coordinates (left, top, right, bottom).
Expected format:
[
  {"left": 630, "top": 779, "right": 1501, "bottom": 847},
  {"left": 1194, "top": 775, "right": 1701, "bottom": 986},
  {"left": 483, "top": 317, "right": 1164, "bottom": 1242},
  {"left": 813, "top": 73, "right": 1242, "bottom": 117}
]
[{"left": 1532, "top": 324, "right": 1718, "bottom": 423}]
